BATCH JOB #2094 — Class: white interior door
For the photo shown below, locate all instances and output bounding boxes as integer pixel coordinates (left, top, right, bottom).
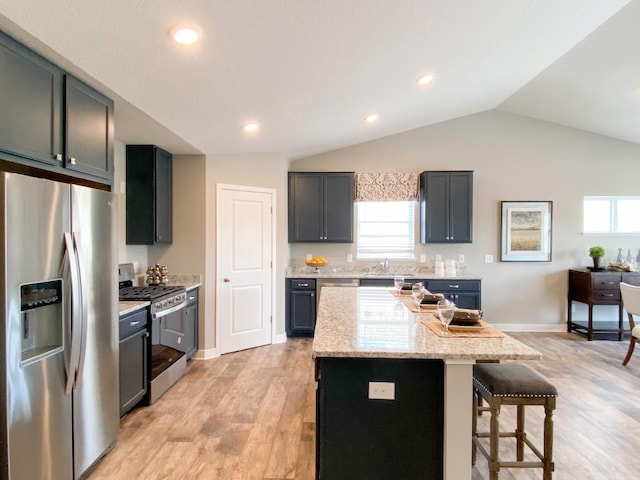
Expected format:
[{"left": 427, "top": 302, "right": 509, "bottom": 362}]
[{"left": 217, "top": 184, "right": 274, "bottom": 354}]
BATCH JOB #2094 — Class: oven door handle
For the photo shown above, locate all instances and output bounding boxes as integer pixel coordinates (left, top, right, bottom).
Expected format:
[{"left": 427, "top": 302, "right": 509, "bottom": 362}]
[{"left": 152, "top": 300, "right": 187, "bottom": 319}]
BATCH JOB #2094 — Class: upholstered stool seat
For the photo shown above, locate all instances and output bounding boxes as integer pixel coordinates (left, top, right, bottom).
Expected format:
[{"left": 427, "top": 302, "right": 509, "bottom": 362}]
[{"left": 472, "top": 363, "right": 557, "bottom": 480}]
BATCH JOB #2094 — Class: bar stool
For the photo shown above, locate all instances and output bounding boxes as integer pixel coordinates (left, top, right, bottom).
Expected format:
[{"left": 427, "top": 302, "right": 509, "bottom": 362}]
[{"left": 472, "top": 363, "right": 557, "bottom": 480}]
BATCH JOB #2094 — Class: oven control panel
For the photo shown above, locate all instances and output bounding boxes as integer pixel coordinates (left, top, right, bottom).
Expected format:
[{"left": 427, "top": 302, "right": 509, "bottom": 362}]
[{"left": 151, "top": 292, "right": 187, "bottom": 314}]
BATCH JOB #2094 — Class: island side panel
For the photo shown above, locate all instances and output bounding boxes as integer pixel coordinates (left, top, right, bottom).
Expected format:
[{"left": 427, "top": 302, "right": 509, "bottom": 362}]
[
  {"left": 444, "top": 360, "right": 474, "bottom": 480},
  {"left": 316, "top": 357, "right": 444, "bottom": 480}
]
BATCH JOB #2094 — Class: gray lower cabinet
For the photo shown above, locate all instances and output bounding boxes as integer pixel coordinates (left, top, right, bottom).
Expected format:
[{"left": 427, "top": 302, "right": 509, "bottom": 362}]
[
  {"left": 288, "top": 172, "right": 354, "bottom": 243},
  {"left": 0, "top": 30, "right": 114, "bottom": 185},
  {"left": 184, "top": 288, "right": 199, "bottom": 359},
  {"left": 119, "top": 309, "right": 148, "bottom": 417},
  {"left": 420, "top": 171, "right": 473, "bottom": 244},
  {"left": 286, "top": 279, "right": 316, "bottom": 336},
  {"left": 426, "top": 279, "right": 481, "bottom": 309}
]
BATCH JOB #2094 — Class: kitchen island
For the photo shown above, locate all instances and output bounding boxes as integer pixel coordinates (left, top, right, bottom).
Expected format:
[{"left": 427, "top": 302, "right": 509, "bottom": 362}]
[{"left": 312, "top": 287, "right": 541, "bottom": 480}]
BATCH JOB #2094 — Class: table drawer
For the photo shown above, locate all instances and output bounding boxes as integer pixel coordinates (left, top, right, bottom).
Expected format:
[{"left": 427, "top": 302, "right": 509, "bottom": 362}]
[
  {"left": 622, "top": 272, "right": 640, "bottom": 287},
  {"left": 591, "top": 273, "right": 620, "bottom": 291},
  {"left": 592, "top": 290, "right": 620, "bottom": 301}
]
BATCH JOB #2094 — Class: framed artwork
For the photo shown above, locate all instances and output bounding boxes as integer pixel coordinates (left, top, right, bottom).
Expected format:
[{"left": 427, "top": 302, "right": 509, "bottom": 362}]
[{"left": 500, "top": 201, "right": 553, "bottom": 262}]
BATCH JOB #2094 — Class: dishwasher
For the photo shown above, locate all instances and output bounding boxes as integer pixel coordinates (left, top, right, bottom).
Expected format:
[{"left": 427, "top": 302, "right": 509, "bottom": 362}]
[{"left": 316, "top": 278, "right": 359, "bottom": 309}]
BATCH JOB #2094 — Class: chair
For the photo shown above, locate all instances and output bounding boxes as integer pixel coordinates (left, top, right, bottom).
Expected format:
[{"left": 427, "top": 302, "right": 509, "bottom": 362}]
[
  {"left": 472, "top": 363, "right": 557, "bottom": 480},
  {"left": 620, "top": 282, "right": 640, "bottom": 366}
]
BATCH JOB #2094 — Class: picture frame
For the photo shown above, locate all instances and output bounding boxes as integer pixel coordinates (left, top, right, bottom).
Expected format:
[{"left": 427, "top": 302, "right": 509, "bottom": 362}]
[{"left": 500, "top": 201, "right": 553, "bottom": 262}]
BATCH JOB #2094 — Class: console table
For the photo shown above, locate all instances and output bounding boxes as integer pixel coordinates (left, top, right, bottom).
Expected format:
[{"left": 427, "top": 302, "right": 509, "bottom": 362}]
[{"left": 568, "top": 269, "right": 640, "bottom": 341}]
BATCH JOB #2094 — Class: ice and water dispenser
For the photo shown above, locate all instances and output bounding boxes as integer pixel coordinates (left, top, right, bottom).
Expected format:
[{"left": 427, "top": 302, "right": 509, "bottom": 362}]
[{"left": 20, "top": 279, "right": 64, "bottom": 366}]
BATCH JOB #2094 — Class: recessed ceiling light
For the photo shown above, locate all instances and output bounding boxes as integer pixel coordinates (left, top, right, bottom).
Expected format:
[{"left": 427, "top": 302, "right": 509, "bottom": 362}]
[
  {"left": 242, "top": 122, "right": 260, "bottom": 133},
  {"left": 171, "top": 26, "right": 201, "bottom": 45},
  {"left": 365, "top": 113, "right": 379, "bottom": 124},
  {"left": 417, "top": 73, "right": 435, "bottom": 86}
]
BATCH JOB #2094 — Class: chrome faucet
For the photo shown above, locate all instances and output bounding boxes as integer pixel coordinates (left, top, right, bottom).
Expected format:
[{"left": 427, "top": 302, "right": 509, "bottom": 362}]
[{"left": 380, "top": 257, "right": 389, "bottom": 273}]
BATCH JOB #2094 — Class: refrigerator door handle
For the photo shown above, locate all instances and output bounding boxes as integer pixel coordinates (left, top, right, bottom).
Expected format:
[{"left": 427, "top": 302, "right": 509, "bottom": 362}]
[
  {"left": 64, "top": 232, "right": 82, "bottom": 395},
  {"left": 73, "top": 232, "right": 89, "bottom": 387}
]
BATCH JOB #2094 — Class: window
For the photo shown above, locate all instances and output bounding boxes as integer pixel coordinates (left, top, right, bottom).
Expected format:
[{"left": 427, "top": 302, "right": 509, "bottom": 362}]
[
  {"left": 584, "top": 196, "right": 640, "bottom": 234},
  {"left": 356, "top": 201, "right": 416, "bottom": 259}
]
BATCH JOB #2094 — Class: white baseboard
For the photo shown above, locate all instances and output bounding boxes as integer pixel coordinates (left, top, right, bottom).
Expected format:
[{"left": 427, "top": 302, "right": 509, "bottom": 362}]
[
  {"left": 273, "top": 333, "right": 287, "bottom": 344},
  {"left": 192, "top": 347, "right": 219, "bottom": 360},
  {"left": 495, "top": 324, "right": 567, "bottom": 333}
]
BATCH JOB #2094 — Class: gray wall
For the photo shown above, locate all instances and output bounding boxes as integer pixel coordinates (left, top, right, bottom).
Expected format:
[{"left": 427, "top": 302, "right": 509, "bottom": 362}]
[{"left": 290, "top": 110, "right": 640, "bottom": 328}]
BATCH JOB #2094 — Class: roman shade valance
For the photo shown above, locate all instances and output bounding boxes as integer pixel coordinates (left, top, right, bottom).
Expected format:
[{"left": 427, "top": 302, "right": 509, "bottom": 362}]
[{"left": 354, "top": 172, "right": 419, "bottom": 202}]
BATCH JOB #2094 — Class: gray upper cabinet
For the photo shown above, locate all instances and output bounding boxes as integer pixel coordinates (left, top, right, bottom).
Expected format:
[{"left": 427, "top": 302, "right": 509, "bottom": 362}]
[
  {"left": 64, "top": 76, "right": 114, "bottom": 181},
  {"left": 0, "top": 30, "right": 113, "bottom": 185},
  {"left": 0, "top": 30, "right": 63, "bottom": 167},
  {"left": 420, "top": 171, "right": 473, "bottom": 243},
  {"left": 126, "top": 145, "right": 173, "bottom": 245},
  {"left": 288, "top": 172, "right": 354, "bottom": 243}
]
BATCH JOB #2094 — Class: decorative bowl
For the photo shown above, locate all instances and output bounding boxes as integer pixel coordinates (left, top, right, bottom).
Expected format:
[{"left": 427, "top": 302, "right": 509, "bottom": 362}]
[{"left": 306, "top": 257, "right": 328, "bottom": 268}]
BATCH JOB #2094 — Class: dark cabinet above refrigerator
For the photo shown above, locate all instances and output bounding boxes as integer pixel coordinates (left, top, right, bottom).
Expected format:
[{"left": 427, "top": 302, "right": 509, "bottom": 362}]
[
  {"left": 126, "top": 145, "right": 173, "bottom": 245},
  {"left": 0, "top": 30, "right": 114, "bottom": 186}
]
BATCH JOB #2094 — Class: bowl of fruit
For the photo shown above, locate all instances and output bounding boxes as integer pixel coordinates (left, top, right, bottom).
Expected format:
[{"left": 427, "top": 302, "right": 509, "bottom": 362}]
[{"left": 306, "top": 256, "right": 328, "bottom": 270}]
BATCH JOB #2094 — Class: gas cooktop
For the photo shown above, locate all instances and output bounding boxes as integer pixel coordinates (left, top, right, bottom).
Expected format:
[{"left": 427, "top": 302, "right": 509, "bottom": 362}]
[{"left": 118, "top": 285, "right": 185, "bottom": 301}]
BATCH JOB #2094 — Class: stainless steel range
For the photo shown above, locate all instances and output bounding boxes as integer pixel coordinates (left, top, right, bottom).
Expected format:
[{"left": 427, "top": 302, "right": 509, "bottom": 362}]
[{"left": 118, "top": 264, "right": 188, "bottom": 404}]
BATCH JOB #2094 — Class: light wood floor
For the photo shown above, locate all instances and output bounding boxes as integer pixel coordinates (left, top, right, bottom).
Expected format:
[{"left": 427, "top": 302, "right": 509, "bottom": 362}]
[{"left": 87, "top": 333, "right": 640, "bottom": 479}]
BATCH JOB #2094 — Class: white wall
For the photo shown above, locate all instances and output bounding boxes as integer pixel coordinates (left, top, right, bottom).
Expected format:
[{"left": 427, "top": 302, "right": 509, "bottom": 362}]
[
  {"left": 290, "top": 110, "right": 640, "bottom": 328},
  {"left": 151, "top": 152, "right": 289, "bottom": 357},
  {"left": 151, "top": 154, "right": 208, "bottom": 351},
  {"left": 205, "top": 153, "right": 290, "bottom": 342}
]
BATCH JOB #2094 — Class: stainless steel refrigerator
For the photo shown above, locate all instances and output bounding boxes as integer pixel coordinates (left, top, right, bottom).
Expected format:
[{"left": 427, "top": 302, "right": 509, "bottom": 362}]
[{"left": 0, "top": 172, "right": 118, "bottom": 479}]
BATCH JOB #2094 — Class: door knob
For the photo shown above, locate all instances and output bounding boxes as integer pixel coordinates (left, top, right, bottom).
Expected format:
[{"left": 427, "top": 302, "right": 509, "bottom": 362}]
[{"left": 223, "top": 278, "right": 230, "bottom": 283}]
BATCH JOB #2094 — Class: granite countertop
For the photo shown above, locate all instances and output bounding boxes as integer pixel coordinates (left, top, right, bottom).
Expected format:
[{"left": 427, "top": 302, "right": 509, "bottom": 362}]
[
  {"left": 118, "top": 301, "right": 149, "bottom": 316},
  {"left": 163, "top": 274, "right": 202, "bottom": 291},
  {"left": 134, "top": 274, "right": 203, "bottom": 290},
  {"left": 312, "top": 287, "right": 541, "bottom": 361},
  {"left": 287, "top": 270, "right": 481, "bottom": 280}
]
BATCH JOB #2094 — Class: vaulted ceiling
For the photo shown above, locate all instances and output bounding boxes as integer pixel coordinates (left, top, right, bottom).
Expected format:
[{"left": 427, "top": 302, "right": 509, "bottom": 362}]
[{"left": 0, "top": 1, "right": 637, "bottom": 158}]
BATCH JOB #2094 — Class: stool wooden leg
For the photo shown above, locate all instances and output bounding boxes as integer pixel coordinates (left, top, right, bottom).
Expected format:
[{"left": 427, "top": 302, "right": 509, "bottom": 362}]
[
  {"left": 516, "top": 404, "right": 525, "bottom": 461},
  {"left": 489, "top": 400, "right": 500, "bottom": 480},
  {"left": 543, "top": 400, "right": 555, "bottom": 480}
]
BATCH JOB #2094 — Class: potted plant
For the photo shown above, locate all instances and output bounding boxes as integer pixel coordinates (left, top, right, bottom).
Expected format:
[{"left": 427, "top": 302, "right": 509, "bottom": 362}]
[{"left": 589, "top": 246, "right": 605, "bottom": 269}]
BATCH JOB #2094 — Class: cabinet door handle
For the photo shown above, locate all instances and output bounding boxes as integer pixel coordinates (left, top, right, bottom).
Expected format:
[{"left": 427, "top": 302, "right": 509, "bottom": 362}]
[
  {"left": 189, "top": 295, "right": 196, "bottom": 300},
  {"left": 129, "top": 320, "right": 141, "bottom": 326},
  {"left": 602, "top": 293, "right": 614, "bottom": 297},
  {"left": 602, "top": 281, "right": 615, "bottom": 285},
  {"left": 55, "top": 153, "right": 63, "bottom": 161},
  {"left": 223, "top": 278, "right": 231, "bottom": 283},
  {"left": 69, "top": 157, "right": 77, "bottom": 165},
  {"left": 311, "top": 293, "right": 315, "bottom": 297},
  {"left": 448, "top": 284, "right": 460, "bottom": 289},
  {"left": 298, "top": 283, "right": 309, "bottom": 287}
]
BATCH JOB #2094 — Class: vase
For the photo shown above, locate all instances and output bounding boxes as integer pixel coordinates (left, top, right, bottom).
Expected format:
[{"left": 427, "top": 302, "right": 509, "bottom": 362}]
[
  {"left": 593, "top": 256, "right": 601, "bottom": 269},
  {"left": 617, "top": 248, "right": 624, "bottom": 263}
]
